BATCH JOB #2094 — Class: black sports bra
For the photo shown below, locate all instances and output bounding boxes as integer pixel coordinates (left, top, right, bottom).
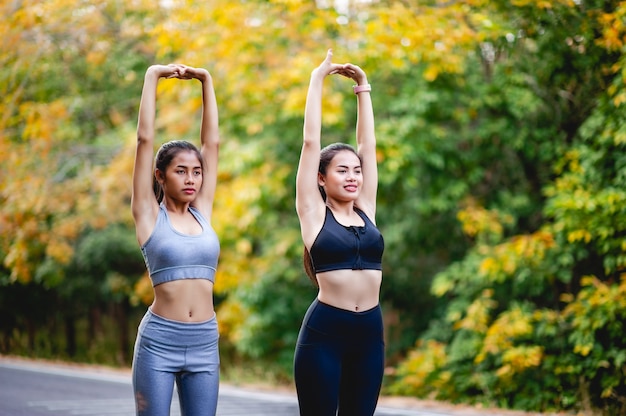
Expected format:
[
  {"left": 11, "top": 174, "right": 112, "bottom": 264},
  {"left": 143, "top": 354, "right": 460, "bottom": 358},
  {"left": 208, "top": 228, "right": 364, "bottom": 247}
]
[{"left": 309, "top": 207, "right": 384, "bottom": 273}]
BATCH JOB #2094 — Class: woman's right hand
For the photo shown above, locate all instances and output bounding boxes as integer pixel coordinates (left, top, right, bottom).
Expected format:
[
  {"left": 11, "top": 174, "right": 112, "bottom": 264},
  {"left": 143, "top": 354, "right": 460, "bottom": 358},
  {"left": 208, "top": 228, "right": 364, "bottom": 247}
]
[
  {"left": 311, "top": 49, "right": 344, "bottom": 79},
  {"left": 146, "top": 64, "right": 181, "bottom": 79}
]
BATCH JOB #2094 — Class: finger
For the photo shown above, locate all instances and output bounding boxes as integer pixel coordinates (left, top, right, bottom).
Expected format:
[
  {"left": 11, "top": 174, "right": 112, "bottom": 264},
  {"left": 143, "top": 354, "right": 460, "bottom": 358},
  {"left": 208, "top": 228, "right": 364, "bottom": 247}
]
[{"left": 322, "top": 48, "right": 334, "bottom": 65}]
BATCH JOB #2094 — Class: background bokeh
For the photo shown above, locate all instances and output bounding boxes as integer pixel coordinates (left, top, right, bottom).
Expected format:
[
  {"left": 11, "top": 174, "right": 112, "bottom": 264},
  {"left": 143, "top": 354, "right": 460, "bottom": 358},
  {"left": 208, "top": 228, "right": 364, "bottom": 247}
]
[{"left": 2, "top": 0, "right": 626, "bottom": 414}]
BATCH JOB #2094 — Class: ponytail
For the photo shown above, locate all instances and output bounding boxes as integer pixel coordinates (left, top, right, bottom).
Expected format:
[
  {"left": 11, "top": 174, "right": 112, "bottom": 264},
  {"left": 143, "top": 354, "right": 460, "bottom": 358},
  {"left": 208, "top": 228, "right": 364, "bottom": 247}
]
[
  {"left": 303, "top": 247, "right": 318, "bottom": 287},
  {"left": 153, "top": 174, "right": 164, "bottom": 203}
]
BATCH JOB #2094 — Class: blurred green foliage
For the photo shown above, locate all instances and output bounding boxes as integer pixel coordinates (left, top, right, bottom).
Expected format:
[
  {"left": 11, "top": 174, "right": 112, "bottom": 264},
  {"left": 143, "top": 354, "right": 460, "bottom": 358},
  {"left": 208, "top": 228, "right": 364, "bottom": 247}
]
[{"left": 1, "top": 0, "right": 626, "bottom": 414}]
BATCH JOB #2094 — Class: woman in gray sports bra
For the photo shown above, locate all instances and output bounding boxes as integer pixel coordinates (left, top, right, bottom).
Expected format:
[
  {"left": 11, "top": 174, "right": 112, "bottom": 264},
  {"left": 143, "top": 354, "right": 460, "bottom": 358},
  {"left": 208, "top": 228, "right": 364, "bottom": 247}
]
[
  {"left": 294, "top": 50, "right": 385, "bottom": 416},
  {"left": 131, "top": 64, "right": 221, "bottom": 416}
]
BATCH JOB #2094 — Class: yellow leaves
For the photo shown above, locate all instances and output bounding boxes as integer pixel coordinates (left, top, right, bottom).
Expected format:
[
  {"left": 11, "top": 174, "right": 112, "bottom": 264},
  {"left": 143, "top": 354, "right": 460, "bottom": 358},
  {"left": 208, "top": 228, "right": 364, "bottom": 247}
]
[
  {"left": 216, "top": 299, "right": 250, "bottom": 343},
  {"left": 132, "top": 274, "right": 154, "bottom": 307},
  {"left": 45, "top": 238, "right": 73, "bottom": 265},
  {"left": 496, "top": 345, "right": 544, "bottom": 379},
  {"left": 87, "top": 136, "right": 136, "bottom": 228},
  {"left": 362, "top": 1, "right": 492, "bottom": 80},
  {"left": 478, "top": 230, "right": 555, "bottom": 281},
  {"left": 423, "top": 65, "right": 441, "bottom": 83},
  {"left": 21, "top": 100, "right": 69, "bottom": 148},
  {"left": 562, "top": 275, "right": 626, "bottom": 358},
  {"left": 457, "top": 198, "right": 511, "bottom": 240},
  {"left": 614, "top": 128, "right": 626, "bottom": 145},
  {"left": 511, "top": 0, "right": 555, "bottom": 8},
  {"left": 567, "top": 229, "right": 592, "bottom": 244},
  {"left": 455, "top": 289, "right": 496, "bottom": 332},
  {"left": 4, "top": 239, "right": 32, "bottom": 283},
  {"left": 477, "top": 305, "right": 534, "bottom": 364},
  {"left": 596, "top": 5, "right": 626, "bottom": 52},
  {"left": 393, "top": 339, "right": 448, "bottom": 393}
]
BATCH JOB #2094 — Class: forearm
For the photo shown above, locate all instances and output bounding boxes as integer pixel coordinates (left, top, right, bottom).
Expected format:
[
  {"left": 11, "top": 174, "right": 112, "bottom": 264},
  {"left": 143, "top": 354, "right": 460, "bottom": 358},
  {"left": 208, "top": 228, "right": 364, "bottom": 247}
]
[
  {"left": 136, "top": 69, "right": 160, "bottom": 143},
  {"left": 200, "top": 72, "right": 219, "bottom": 146},
  {"left": 303, "top": 73, "right": 325, "bottom": 143},
  {"left": 355, "top": 88, "right": 375, "bottom": 149}
]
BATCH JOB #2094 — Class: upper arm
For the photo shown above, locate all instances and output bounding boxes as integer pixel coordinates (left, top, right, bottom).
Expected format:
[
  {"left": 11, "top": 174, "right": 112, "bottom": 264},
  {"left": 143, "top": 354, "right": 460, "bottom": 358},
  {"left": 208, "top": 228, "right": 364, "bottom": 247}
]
[
  {"left": 356, "top": 140, "right": 378, "bottom": 220},
  {"left": 193, "top": 73, "right": 219, "bottom": 218},
  {"left": 131, "top": 136, "right": 159, "bottom": 245},
  {"left": 296, "top": 140, "right": 326, "bottom": 248},
  {"left": 354, "top": 91, "right": 378, "bottom": 219}
]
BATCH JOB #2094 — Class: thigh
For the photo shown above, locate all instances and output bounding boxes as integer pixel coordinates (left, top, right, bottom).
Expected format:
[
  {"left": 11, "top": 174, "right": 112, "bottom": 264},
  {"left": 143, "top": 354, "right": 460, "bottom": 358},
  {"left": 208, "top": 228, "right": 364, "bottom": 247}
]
[
  {"left": 175, "top": 322, "right": 220, "bottom": 416},
  {"left": 176, "top": 369, "right": 220, "bottom": 416},
  {"left": 294, "top": 324, "right": 343, "bottom": 416},
  {"left": 338, "top": 338, "right": 385, "bottom": 416},
  {"left": 132, "top": 312, "right": 181, "bottom": 416},
  {"left": 132, "top": 346, "right": 176, "bottom": 416}
]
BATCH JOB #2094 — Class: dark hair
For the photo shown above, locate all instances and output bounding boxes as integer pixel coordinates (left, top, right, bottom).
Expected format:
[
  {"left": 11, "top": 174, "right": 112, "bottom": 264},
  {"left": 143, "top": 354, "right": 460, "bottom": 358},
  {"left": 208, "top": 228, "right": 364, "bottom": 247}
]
[
  {"left": 302, "top": 143, "right": 362, "bottom": 286},
  {"left": 153, "top": 140, "right": 203, "bottom": 203}
]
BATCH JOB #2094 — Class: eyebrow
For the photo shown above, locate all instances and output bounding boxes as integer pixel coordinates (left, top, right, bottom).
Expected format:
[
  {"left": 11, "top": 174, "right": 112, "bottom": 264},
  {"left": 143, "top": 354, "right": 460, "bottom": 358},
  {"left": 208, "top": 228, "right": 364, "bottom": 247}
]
[{"left": 174, "top": 164, "right": 202, "bottom": 169}]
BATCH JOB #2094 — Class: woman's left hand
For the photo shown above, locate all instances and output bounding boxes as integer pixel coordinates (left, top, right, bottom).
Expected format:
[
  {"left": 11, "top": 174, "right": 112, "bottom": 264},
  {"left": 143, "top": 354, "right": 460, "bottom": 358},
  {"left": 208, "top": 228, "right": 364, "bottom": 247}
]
[
  {"left": 166, "top": 64, "right": 209, "bottom": 81},
  {"left": 336, "top": 63, "right": 368, "bottom": 86}
]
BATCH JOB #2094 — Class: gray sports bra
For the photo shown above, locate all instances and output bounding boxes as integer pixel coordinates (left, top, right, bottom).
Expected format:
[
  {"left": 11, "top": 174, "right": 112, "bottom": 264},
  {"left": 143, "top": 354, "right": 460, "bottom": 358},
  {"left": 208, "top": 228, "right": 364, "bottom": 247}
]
[{"left": 140, "top": 203, "right": 220, "bottom": 286}]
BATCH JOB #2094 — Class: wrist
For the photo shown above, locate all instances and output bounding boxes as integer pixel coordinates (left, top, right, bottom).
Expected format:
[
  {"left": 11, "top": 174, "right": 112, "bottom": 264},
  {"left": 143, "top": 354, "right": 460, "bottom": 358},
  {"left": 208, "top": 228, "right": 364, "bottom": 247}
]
[
  {"left": 197, "top": 69, "right": 211, "bottom": 83},
  {"left": 353, "top": 83, "right": 371, "bottom": 94}
]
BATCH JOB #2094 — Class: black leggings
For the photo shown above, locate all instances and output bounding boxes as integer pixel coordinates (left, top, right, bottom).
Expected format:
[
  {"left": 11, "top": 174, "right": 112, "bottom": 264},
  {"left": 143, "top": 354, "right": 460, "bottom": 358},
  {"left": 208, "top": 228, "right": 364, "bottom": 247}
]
[{"left": 293, "top": 299, "right": 385, "bottom": 416}]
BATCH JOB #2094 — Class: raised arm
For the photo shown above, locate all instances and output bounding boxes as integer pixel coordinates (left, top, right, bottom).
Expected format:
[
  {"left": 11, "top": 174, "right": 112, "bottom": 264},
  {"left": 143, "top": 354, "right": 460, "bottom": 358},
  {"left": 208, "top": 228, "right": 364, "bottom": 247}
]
[
  {"left": 176, "top": 66, "right": 219, "bottom": 219},
  {"left": 296, "top": 50, "right": 343, "bottom": 246},
  {"left": 343, "top": 64, "right": 378, "bottom": 219},
  {"left": 132, "top": 65, "right": 179, "bottom": 244}
]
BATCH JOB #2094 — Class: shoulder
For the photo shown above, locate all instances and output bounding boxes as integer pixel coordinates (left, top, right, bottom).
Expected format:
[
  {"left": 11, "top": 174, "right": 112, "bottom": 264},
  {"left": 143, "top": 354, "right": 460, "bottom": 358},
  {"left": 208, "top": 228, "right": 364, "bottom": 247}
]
[
  {"left": 189, "top": 205, "right": 209, "bottom": 221},
  {"left": 355, "top": 204, "right": 377, "bottom": 226}
]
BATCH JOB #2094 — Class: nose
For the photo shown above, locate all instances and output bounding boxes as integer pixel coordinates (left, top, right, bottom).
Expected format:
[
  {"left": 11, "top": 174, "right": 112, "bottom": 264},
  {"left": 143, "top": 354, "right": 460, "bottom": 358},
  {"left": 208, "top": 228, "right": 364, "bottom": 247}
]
[{"left": 185, "top": 172, "right": 195, "bottom": 183}]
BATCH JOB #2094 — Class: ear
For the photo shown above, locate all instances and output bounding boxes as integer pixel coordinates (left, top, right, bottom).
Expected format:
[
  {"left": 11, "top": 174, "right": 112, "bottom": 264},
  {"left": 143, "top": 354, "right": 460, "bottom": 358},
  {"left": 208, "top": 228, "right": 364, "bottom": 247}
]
[
  {"left": 155, "top": 169, "right": 165, "bottom": 184},
  {"left": 317, "top": 172, "right": 325, "bottom": 187}
]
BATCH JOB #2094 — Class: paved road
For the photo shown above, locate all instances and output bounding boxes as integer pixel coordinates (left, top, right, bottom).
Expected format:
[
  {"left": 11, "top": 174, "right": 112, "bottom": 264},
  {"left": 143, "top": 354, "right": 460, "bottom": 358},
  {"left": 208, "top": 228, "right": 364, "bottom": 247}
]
[{"left": 0, "top": 360, "right": 453, "bottom": 416}]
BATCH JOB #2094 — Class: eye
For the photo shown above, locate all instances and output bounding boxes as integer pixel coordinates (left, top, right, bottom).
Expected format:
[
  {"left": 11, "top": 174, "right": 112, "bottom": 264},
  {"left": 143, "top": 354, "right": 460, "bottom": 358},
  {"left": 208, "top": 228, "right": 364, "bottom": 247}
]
[
  {"left": 194, "top": 170, "right": 202, "bottom": 176},
  {"left": 176, "top": 169, "right": 185, "bottom": 174}
]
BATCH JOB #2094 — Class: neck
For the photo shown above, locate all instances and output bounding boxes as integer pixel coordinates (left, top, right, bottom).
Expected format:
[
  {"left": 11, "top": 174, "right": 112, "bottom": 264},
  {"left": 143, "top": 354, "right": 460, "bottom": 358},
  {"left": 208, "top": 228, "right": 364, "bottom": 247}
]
[
  {"left": 325, "top": 200, "right": 355, "bottom": 215},
  {"left": 163, "top": 198, "right": 191, "bottom": 215}
]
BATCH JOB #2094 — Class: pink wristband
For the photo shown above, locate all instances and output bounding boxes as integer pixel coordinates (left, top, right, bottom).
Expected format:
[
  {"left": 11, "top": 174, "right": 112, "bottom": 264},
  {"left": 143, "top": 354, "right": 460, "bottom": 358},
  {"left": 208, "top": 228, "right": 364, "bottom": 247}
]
[{"left": 353, "top": 84, "right": 371, "bottom": 94}]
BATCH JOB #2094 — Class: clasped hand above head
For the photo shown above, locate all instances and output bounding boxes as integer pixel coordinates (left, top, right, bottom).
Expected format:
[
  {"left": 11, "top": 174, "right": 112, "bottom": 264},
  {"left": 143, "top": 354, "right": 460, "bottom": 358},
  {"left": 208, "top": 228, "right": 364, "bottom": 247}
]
[
  {"left": 148, "top": 63, "right": 209, "bottom": 81},
  {"left": 313, "top": 49, "right": 368, "bottom": 86}
]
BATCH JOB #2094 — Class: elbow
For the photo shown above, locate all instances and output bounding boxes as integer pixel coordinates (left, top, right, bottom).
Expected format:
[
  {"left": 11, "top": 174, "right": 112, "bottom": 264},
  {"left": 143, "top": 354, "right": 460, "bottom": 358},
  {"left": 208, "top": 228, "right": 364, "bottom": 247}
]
[
  {"left": 207, "top": 130, "right": 220, "bottom": 147},
  {"left": 137, "top": 129, "right": 153, "bottom": 145},
  {"left": 302, "top": 131, "right": 320, "bottom": 147}
]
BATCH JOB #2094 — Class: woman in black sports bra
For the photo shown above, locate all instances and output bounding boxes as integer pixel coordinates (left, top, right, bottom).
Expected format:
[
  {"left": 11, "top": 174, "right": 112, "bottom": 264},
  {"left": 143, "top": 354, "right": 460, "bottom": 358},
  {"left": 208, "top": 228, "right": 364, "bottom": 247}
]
[{"left": 294, "top": 49, "right": 385, "bottom": 416}]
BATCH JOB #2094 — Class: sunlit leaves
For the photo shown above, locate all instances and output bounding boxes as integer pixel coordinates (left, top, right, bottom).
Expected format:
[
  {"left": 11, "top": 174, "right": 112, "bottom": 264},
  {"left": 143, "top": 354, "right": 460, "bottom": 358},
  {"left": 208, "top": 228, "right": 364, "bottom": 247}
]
[{"left": 2, "top": 0, "right": 626, "bottom": 408}]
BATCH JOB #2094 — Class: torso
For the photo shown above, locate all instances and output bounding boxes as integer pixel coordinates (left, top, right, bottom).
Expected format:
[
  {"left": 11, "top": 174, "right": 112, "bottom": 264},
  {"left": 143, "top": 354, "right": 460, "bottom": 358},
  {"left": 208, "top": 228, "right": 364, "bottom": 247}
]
[
  {"left": 317, "top": 269, "right": 382, "bottom": 312},
  {"left": 152, "top": 279, "right": 215, "bottom": 322},
  {"left": 141, "top": 203, "right": 219, "bottom": 322},
  {"left": 309, "top": 206, "right": 384, "bottom": 312}
]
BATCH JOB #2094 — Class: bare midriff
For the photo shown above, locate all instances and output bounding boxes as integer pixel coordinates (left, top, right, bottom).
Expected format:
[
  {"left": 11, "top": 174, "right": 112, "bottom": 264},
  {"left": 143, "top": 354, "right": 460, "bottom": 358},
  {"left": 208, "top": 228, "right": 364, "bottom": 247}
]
[
  {"left": 151, "top": 279, "right": 215, "bottom": 322},
  {"left": 316, "top": 269, "right": 382, "bottom": 312}
]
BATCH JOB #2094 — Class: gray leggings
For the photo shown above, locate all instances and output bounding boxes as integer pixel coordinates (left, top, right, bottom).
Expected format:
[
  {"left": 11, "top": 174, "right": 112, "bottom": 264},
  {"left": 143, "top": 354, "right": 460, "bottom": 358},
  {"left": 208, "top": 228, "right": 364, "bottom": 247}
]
[{"left": 132, "top": 309, "right": 220, "bottom": 416}]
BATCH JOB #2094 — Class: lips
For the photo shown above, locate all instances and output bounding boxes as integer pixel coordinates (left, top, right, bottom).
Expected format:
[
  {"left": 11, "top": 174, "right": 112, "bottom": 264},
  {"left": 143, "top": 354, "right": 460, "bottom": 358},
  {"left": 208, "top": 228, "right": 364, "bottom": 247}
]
[
  {"left": 344, "top": 185, "right": 358, "bottom": 192},
  {"left": 183, "top": 188, "right": 196, "bottom": 194}
]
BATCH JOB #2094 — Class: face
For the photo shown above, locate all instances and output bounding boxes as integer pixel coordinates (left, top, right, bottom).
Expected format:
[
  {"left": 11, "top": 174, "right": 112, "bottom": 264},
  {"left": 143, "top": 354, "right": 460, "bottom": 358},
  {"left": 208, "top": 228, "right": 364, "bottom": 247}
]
[
  {"left": 157, "top": 150, "right": 203, "bottom": 202},
  {"left": 318, "top": 150, "right": 362, "bottom": 201}
]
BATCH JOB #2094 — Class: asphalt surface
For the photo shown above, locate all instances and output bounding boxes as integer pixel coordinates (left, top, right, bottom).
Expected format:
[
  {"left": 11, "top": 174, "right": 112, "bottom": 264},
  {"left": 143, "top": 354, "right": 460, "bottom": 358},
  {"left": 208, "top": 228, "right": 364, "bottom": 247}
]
[{"left": 0, "top": 358, "right": 455, "bottom": 416}]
